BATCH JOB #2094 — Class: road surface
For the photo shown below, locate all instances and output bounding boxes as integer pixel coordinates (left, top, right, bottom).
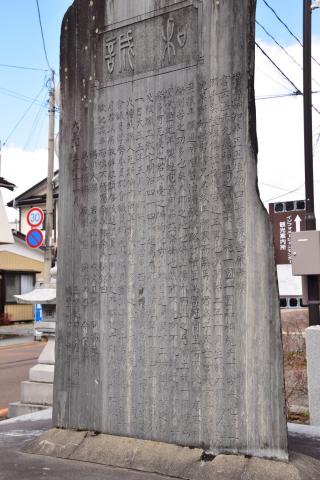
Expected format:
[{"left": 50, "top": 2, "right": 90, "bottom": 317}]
[{"left": 0, "top": 340, "right": 45, "bottom": 415}]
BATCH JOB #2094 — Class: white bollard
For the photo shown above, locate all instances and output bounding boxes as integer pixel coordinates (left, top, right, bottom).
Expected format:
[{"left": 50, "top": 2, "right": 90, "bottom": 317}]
[{"left": 305, "top": 326, "right": 320, "bottom": 425}]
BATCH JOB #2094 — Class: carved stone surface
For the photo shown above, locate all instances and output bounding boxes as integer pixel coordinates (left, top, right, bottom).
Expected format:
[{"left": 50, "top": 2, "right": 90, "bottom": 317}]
[{"left": 54, "top": 0, "right": 288, "bottom": 460}]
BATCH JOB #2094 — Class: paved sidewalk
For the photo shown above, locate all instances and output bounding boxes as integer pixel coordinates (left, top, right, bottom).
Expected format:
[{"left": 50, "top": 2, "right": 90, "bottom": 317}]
[
  {"left": 0, "top": 410, "right": 320, "bottom": 480},
  {"left": 0, "top": 323, "right": 34, "bottom": 337},
  {"left": 0, "top": 410, "right": 175, "bottom": 480},
  {"left": 288, "top": 422, "right": 320, "bottom": 460}
]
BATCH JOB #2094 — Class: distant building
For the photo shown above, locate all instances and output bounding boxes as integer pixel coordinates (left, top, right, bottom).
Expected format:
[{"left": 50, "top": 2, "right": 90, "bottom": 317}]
[
  {"left": 2, "top": 173, "right": 59, "bottom": 323},
  {"left": 0, "top": 231, "right": 44, "bottom": 322},
  {"left": 7, "top": 171, "right": 59, "bottom": 242},
  {"left": 0, "top": 176, "right": 15, "bottom": 245}
]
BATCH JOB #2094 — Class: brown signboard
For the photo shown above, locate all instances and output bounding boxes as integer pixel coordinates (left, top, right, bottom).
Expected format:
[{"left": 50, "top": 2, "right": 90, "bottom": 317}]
[{"left": 269, "top": 200, "right": 306, "bottom": 265}]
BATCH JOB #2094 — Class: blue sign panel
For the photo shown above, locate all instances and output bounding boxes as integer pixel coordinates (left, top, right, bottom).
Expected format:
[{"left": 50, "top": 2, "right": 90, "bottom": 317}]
[{"left": 35, "top": 304, "right": 42, "bottom": 322}]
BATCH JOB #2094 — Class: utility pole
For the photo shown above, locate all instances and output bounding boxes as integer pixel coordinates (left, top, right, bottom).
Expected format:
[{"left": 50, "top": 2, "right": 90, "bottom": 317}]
[
  {"left": 43, "top": 71, "right": 55, "bottom": 287},
  {"left": 303, "top": 0, "right": 320, "bottom": 325}
]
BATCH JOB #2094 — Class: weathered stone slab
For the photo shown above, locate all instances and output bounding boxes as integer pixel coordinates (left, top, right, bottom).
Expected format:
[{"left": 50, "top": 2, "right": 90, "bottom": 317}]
[
  {"left": 54, "top": 0, "right": 287, "bottom": 460},
  {"left": 24, "top": 428, "right": 87, "bottom": 459},
  {"left": 25, "top": 429, "right": 320, "bottom": 480}
]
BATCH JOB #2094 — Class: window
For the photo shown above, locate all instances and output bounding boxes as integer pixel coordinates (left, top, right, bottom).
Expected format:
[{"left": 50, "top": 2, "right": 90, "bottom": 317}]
[
  {"left": 274, "top": 200, "right": 306, "bottom": 213},
  {"left": 280, "top": 297, "right": 287, "bottom": 308},
  {"left": 289, "top": 298, "right": 298, "bottom": 308},
  {"left": 275, "top": 203, "right": 284, "bottom": 212},
  {"left": 5, "top": 273, "right": 35, "bottom": 303},
  {"left": 21, "top": 274, "right": 34, "bottom": 294},
  {"left": 300, "top": 298, "right": 307, "bottom": 308}
]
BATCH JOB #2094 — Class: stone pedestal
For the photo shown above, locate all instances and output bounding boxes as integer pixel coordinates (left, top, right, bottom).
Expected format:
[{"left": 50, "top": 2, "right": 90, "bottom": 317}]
[
  {"left": 305, "top": 326, "right": 320, "bottom": 426},
  {"left": 8, "top": 337, "right": 55, "bottom": 418}
]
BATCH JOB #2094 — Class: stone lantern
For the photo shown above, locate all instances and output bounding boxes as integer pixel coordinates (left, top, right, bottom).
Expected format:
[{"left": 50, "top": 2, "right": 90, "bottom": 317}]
[{"left": 8, "top": 265, "right": 57, "bottom": 417}]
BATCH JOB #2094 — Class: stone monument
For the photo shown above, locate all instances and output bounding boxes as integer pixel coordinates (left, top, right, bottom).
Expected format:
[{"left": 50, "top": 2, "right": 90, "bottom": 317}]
[{"left": 54, "top": 0, "right": 287, "bottom": 461}]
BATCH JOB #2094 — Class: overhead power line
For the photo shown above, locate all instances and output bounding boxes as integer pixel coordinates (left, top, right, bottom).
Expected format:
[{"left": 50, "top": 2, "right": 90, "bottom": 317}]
[
  {"left": 256, "top": 65, "right": 293, "bottom": 91},
  {"left": 256, "top": 20, "right": 302, "bottom": 70},
  {"left": 3, "top": 86, "right": 46, "bottom": 146},
  {"left": 260, "top": 181, "right": 293, "bottom": 192},
  {"left": 263, "top": 182, "right": 305, "bottom": 203},
  {"left": 0, "top": 63, "right": 47, "bottom": 72},
  {"left": 261, "top": 0, "right": 320, "bottom": 68},
  {"left": 256, "top": 42, "right": 320, "bottom": 114},
  {"left": 256, "top": 20, "right": 320, "bottom": 89},
  {"left": 35, "top": 0, "right": 53, "bottom": 72},
  {"left": 23, "top": 90, "right": 48, "bottom": 150},
  {"left": 256, "top": 93, "right": 301, "bottom": 100},
  {"left": 0, "top": 86, "right": 46, "bottom": 106},
  {"left": 255, "top": 42, "right": 302, "bottom": 94}
]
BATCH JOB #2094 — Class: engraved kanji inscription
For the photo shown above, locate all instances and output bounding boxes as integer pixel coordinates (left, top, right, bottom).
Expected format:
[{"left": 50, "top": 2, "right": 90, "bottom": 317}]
[
  {"left": 105, "top": 37, "right": 117, "bottom": 73},
  {"left": 162, "top": 17, "right": 175, "bottom": 61},
  {"left": 101, "top": 5, "right": 199, "bottom": 83},
  {"left": 119, "top": 30, "right": 135, "bottom": 72}
]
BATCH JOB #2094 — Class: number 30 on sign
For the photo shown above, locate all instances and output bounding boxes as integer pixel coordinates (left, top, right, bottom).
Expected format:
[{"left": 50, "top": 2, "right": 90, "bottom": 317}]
[{"left": 27, "top": 208, "right": 44, "bottom": 228}]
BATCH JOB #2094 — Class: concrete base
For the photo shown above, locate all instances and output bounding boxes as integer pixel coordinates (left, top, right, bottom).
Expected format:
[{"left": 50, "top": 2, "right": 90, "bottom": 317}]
[
  {"left": 7, "top": 402, "right": 48, "bottom": 418},
  {"left": 24, "top": 429, "right": 320, "bottom": 480},
  {"left": 306, "top": 326, "right": 320, "bottom": 426},
  {"left": 21, "top": 381, "right": 53, "bottom": 405},
  {"left": 29, "top": 364, "right": 54, "bottom": 383},
  {"left": 38, "top": 337, "right": 55, "bottom": 365}
]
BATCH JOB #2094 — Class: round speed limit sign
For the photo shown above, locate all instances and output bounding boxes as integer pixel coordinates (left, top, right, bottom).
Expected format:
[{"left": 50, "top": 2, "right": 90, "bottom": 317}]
[{"left": 27, "top": 208, "right": 44, "bottom": 228}]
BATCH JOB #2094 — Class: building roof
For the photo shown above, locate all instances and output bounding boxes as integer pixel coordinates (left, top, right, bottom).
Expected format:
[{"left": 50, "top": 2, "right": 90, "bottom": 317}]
[
  {"left": 0, "top": 268, "right": 41, "bottom": 273},
  {"left": 7, "top": 171, "right": 59, "bottom": 208},
  {"left": 0, "top": 177, "right": 16, "bottom": 191}
]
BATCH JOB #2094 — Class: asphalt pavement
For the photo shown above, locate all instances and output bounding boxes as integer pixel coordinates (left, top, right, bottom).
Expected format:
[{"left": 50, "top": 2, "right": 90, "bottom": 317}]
[{"left": 0, "top": 340, "right": 44, "bottom": 413}]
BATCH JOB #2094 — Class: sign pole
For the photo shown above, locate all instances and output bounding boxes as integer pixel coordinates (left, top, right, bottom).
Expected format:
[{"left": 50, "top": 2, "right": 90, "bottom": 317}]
[
  {"left": 44, "top": 71, "right": 56, "bottom": 287},
  {"left": 303, "top": 0, "right": 320, "bottom": 325}
]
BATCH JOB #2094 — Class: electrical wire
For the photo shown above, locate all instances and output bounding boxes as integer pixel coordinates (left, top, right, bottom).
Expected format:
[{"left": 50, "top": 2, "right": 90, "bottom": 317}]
[
  {"left": 0, "top": 87, "right": 45, "bottom": 106},
  {"left": 23, "top": 91, "right": 48, "bottom": 150},
  {"left": 0, "top": 63, "right": 47, "bottom": 72},
  {"left": 263, "top": 182, "right": 305, "bottom": 203},
  {"left": 256, "top": 42, "right": 320, "bottom": 114},
  {"left": 256, "top": 42, "right": 302, "bottom": 94},
  {"left": 256, "top": 19, "right": 320, "bottom": 89},
  {"left": 260, "top": 181, "right": 292, "bottom": 192},
  {"left": 261, "top": 0, "right": 320, "bottom": 68},
  {"left": 256, "top": 20, "right": 302, "bottom": 69},
  {"left": 3, "top": 86, "right": 46, "bottom": 146},
  {"left": 256, "top": 92, "right": 301, "bottom": 100},
  {"left": 35, "top": 0, "right": 53, "bottom": 72},
  {"left": 256, "top": 65, "right": 293, "bottom": 92}
]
